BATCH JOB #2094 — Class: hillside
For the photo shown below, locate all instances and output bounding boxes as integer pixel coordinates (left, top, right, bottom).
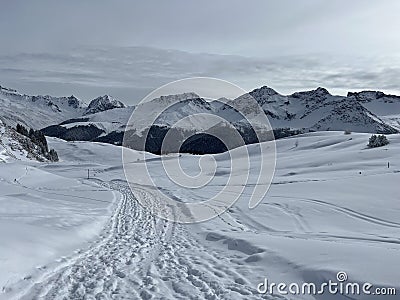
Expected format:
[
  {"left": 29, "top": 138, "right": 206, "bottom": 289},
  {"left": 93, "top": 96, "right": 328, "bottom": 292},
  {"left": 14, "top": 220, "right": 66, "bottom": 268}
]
[
  {"left": 1, "top": 131, "right": 399, "bottom": 299},
  {"left": 0, "top": 120, "right": 58, "bottom": 162}
]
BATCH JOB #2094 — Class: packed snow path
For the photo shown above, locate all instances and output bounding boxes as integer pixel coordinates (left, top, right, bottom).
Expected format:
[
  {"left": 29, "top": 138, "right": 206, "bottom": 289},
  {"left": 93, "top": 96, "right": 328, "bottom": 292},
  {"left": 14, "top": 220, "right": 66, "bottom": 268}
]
[{"left": 12, "top": 180, "right": 271, "bottom": 300}]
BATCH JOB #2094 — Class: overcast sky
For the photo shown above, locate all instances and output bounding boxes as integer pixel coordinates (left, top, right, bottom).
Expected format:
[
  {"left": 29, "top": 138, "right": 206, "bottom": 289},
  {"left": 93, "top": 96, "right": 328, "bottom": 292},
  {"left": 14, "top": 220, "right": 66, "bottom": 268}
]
[{"left": 1, "top": 0, "right": 399, "bottom": 103}]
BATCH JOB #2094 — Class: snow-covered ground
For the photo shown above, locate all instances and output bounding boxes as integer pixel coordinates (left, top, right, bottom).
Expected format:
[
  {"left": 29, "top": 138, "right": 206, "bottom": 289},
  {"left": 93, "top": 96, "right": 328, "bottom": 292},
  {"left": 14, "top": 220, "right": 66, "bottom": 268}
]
[{"left": 0, "top": 132, "right": 399, "bottom": 299}]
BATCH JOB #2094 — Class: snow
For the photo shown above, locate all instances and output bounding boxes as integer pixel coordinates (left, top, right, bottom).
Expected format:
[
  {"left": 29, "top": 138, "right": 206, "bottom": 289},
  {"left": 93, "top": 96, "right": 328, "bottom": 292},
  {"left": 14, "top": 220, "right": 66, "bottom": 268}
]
[
  {"left": 0, "top": 131, "right": 399, "bottom": 299},
  {"left": 381, "top": 114, "right": 400, "bottom": 131},
  {"left": 0, "top": 162, "right": 118, "bottom": 292},
  {"left": 84, "top": 95, "right": 126, "bottom": 115},
  {"left": 245, "top": 87, "right": 399, "bottom": 133},
  {"left": 0, "top": 87, "right": 85, "bottom": 129},
  {"left": 0, "top": 122, "right": 29, "bottom": 162},
  {"left": 60, "top": 107, "right": 135, "bottom": 136}
]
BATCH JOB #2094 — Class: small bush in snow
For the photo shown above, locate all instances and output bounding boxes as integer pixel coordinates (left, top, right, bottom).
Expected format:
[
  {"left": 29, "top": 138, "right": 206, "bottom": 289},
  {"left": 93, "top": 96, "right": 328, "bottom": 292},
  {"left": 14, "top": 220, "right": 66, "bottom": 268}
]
[{"left": 367, "top": 134, "right": 389, "bottom": 148}]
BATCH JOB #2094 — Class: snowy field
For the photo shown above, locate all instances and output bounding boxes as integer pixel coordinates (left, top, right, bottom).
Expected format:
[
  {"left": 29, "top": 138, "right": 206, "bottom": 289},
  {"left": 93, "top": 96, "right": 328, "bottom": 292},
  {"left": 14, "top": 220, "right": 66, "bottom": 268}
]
[{"left": 0, "top": 132, "right": 399, "bottom": 299}]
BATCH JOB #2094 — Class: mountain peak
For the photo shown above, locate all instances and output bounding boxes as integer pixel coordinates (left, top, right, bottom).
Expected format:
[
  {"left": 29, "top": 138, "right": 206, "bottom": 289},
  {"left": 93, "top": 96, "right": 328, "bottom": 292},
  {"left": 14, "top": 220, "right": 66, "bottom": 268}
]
[
  {"left": 84, "top": 95, "right": 125, "bottom": 115},
  {"left": 247, "top": 86, "right": 283, "bottom": 107},
  {"left": 291, "top": 87, "right": 331, "bottom": 99},
  {"left": 149, "top": 92, "right": 201, "bottom": 105},
  {"left": 66, "top": 95, "right": 81, "bottom": 109},
  {"left": 315, "top": 87, "right": 330, "bottom": 95},
  {"left": 250, "top": 86, "right": 279, "bottom": 97}
]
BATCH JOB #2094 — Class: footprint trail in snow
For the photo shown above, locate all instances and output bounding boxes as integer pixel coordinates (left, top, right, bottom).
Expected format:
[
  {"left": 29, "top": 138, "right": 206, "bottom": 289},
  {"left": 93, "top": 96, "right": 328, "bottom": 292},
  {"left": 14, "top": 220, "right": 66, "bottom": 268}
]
[{"left": 8, "top": 180, "right": 272, "bottom": 300}]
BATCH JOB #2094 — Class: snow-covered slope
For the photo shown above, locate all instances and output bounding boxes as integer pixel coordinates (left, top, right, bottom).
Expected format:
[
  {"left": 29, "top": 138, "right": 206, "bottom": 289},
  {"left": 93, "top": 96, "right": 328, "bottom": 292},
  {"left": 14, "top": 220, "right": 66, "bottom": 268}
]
[
  {"left": 348, "top": 90, "right": 400, "bottom": 116},
  {"left": 1, "top": 132, "right": 399, "bottom": 299},
  {"left": 0, "top": 86, "right": 85, "bottom": 129},
  {"left": 0, "top": 140, "right": 119, "bottom": 292}
]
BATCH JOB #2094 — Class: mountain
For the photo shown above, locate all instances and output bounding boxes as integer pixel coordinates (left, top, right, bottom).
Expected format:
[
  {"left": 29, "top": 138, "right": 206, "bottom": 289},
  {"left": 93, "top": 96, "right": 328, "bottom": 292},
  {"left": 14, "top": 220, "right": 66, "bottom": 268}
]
[
  {"left": 0, "top": 86, "right": 129, "bottom": 130},
  {"left": 84, "top": 95, "right": 125, "bottom": 115},
  {"left": 347, "top": 90, "right": 400, "bottom": 115},
  {"left": 244, "top": 86, "right": 398, "bottom": 134},
  {"left": 130, "top": 93, "right": 216, "bottom": 132},
  {"left": 0, "top": 85, "right": 85, "bottom": 129},
  {"left": 0, "top": 86, "right": 133, "bottom": 143},
  {"left": 41, "top": 87, "right": 400, "bottom": 153},
  {"left": 347, "top": 91, "right": 400, "bottom": 131},
  {"left": 43, "top": 93, "right": 226, "bottom": 147},
  {"left": 2, "top": 84, "right": 399, "bottom": 155},
  {"left": 42, "top": 106, "right": 134, "bottom": 143}
]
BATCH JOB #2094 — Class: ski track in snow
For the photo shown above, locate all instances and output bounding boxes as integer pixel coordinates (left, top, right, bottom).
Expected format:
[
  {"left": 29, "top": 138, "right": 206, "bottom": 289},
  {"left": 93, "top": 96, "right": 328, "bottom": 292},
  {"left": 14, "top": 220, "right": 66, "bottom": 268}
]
[{"left": 5, "top": 180, "right": 276, "bottom": 300}]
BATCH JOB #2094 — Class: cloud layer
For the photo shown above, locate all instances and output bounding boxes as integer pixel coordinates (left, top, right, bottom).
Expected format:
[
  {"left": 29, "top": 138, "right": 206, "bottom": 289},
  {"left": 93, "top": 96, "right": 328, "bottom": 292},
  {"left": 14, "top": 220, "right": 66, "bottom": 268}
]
[{"left": 1, "top": 47, "right": 399, "bottom": 104}]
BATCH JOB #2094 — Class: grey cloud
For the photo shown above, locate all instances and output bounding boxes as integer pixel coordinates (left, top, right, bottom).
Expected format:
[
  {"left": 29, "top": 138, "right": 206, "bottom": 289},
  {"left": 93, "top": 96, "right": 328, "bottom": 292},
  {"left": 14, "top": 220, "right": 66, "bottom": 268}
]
[
  {"left": 0, "top": 1, "right": 399, "bottom": 100},
  {"left": 1, "top": 1, "right": 399, "bottom": 57}
]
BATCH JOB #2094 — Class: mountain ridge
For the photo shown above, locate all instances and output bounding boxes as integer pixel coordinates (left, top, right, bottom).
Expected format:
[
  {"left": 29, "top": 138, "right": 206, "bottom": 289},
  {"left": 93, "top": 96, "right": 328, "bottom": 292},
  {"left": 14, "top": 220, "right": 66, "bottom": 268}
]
[{"left": 1, "top": 84, "right": 399, "bottom": 154}]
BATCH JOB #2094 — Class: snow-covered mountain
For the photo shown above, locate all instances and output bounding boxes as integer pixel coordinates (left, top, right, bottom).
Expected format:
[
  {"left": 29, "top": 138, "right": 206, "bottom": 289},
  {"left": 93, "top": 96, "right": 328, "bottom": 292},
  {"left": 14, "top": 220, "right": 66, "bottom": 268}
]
[
  {"left": 0, "top": 86, "right": 130, "bottom": 130},
  {"left": 348, "top": 90, "right": 400, "bottom": 131},
  {"left": 43, "top": 93, "right": 227, "bottom": 148},
  {"left": 131, "top": 93, "right": 217, "bottom": 132},
  {"left": 348, "top": 90, "right": 400, "bottom": 116},
  {"left": 84, "top": 95, "right": 125, "bottom": 115},
  {"left": 36, "top": 86, "right": 400, "bottom": 154},
  {"left": 243, "top": 86, "right": 398, "bottom": 134},
  {"left": 1, "top": 84, "right": 399, "bottom": 154},
  {"left": 0, "top": 85, "right": 85, "bottom": 129}
]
